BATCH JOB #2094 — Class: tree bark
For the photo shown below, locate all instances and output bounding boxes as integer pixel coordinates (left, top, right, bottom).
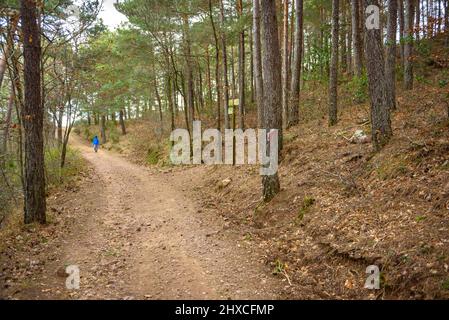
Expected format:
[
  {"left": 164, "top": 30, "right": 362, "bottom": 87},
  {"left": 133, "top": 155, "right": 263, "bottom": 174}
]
[
  {"left": 205, "top": 44, "right": 213, "bottom": 105},
  {"left": 119, "top": 109, "right": 126, "bottom": 135},
  {"left": 282, "top": 0, "right": 290, "bottom": 129},
  {"left": 220, "top": 0, "right": 231, "bottom": 129},
  {"left": 100, "top": 115, "right": 107, "bottom": 144},
  {"left": 21, "top": 0, "right": 46, "bottom": 224},
  {"left": 237, "top": 0, "right": 246, "bottom": 129},
  {"left": 364, "top": 0, "right": 393, "bottom": 150},
  {"left": 385, "top": 0, "right": 398, "bottom": 110},
  {"left": 183, "top": 14, "right": 195, "bottom": 131},
  {"left": 260, "top": 0, "right": 282, "bottom": 202},
  {"left": 351, "top": 0, "right": 363, "bottom": 77},
  {"left": 253, "top": 0, "right": 264, "bottom": 128},
  {"left": 288, "top": 0, "right": 303, "bottom": 128},
  {"left": 208, "top": 0, "right": 221, "bottom": 130},
  {"left": 399, "top": 0, "right": 405, "bottom": 68},
  {"left": 329, "top": 0, "right": 340, "bottom": 126},
  {"left": 404, "top": 0, "right": 414, "bottom": 90}
]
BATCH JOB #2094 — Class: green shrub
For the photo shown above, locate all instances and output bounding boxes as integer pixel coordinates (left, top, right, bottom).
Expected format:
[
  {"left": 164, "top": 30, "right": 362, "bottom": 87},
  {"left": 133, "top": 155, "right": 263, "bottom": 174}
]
[
  {"left": 348, "top": 74, "right": 368, "bottom": 103},
  {"left": 146, "top": 145, "right": 161, "bottom": 165},
  {"left": 45, "top": 146, "right": 84, "bottom": 187}
]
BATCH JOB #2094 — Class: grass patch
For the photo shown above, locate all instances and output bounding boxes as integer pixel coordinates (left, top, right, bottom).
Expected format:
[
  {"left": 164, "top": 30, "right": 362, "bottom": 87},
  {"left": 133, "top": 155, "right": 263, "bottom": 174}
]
[
  {"left": 297, "top": 196, "right": 316, "bottom": 222},
  {"left": 376, "top": 156, "right": 410, "bottom": 180},
  {"left": 45, "top": 146, "right": 85, "bottom": 188}
]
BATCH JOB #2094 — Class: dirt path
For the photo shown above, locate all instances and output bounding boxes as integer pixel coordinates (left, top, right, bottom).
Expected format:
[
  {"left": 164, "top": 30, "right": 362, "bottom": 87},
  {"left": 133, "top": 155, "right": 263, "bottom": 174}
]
[{"left": 2, "top": 136, "right": 282, "bottom": 300}]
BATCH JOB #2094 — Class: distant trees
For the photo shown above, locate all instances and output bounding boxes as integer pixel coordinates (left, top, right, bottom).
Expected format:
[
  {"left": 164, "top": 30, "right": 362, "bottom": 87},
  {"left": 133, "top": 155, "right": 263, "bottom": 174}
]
[{"left": 3, "top": 0, "right": 447, "bottom": 210}]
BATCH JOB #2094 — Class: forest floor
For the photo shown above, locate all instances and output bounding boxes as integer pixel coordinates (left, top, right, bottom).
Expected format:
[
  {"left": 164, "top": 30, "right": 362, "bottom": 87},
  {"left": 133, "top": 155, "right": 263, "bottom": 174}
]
[{"left": 0, "top": 135, "right": 284, "bottom": 300}]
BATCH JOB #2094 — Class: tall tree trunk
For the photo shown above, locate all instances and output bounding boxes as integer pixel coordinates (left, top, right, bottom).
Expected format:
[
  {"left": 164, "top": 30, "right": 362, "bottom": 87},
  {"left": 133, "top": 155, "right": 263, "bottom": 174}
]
[
  {"left": 155, "top": 76, "right": 164, "bottom": 133},
  {"left": 57, "top": 107, "right": 63, "bottom": 147},
  {"left": 100, "top": 115, "right": 107, "bottom": 144},
  {"left": 237, "top": 0, "right": 246, "bottom": 129},
  {"left": 399, "top": 0, "right": 405, "bottom": 67},
  {"left": 183, "top": 14, "right": 195, "bottom": 131},
  {"left": 208, "top": 0, "right": 221, "bottom": 130},
  {"left": 415, "top": 0, "right": 421, "bottom": 40},
  {"left": 205, "top": 44, "right": 213, "bottom": 105},
  {"left": 352, "top": 0, "right": 363, "bottom": 77},
  {"left": 404, "top": 0, "right": 414, "bottom": 90},
  {"left": 340, "top": 0, "right": 348, "bottom": 73},
  {"left": 329, "top": 0, "right": 340, "bottom": 126},
  {"left": 282, "top": 0, "right": 290, "bottom": 129},
  {"left": 119, "top": 109, "right": 126, "bottom": 135},
  {"left": 386, "top": 0, "right": 398, "bottom": 110},
  {"left": 21, "top": 0, "right": 46, "bottom": 224},
  {"left": 220, "top": 0, "right": 231, "bottom": 129},
  {"left": 364, "top": 0, "right": 393, "bottom": 150},
  {"left": 253, "top": 0, "right": 264, "bottom": 128},
  {"left": 346, "top": 2, "right": 353, "bottom": 75},
  {"left": 249, "top": 28, "right": 255, "bottom": 103},
  {"left": 260, "top": 0, "right": 282, "bottom": 202},
  {"left": 167, "top": 73, "right": 175, "bottom": 132},
  {"left": 288, "top": 0, "right": 303, "bottom": 128}
]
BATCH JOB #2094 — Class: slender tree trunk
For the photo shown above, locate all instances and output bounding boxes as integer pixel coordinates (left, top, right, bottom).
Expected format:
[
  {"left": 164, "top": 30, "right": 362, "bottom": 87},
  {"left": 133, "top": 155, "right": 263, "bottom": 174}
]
[
  {"left": 167, "top": 73, "right": 175, "bottom": 132},
  {"left": 415, "top": 0, "right": 421, "bottom": 40},
  {"left": 346, "top": 2, "right": 353, "bottom": 75},
  {"left": 183, "top": 14, "right": 195, "bottom": 131},
  {"left": 352, "top": 0, "right": 363, "bottom": 77},
  {"left": 21, "top": 0, "right": 46, "bottom": 224},
  {"left": 231, "top": 46, "right": 237, "bottom": 101},
  {"left": 208, "top": 0, "right": 221, "bottom": 130},
  {"left": 282, "top": 0, "right": 290, "bottom": 129},
  {"left": 57, "top": 107, "right": 63, "bottom": 147},
  {"left": 205, "top": 44, "right": 213, "bottom": 105},
  {"left": 249, "top": 28, "right": 255, "bottom": 103},
  {"left": 399, "top": 0, "right": 405, "bottom": 67},
  {"left": 237, "top": 0, "right": 246, "bottom": 129},
  {"left": 364, "top": 0, "right": 393, "bottom": 150},
  {"left": 386, "top": 0, "right": 398, "bottom": 111},
  {"left": 404, "top": 0, "right": 414, "bottom": 90},
  {"left": 155, "top": 76, "right": 164, "bottom": 133},
  {"left": 329, "top": 0, "right": 340, "bottom": 126},
  {"left": 253, "top": 0, "right": 264, "bottom": 128},
  {"left": 100, "top": 115, "right": 107, "bottom": 144},
  {"left": 341, "top": 0, "right": 348, "bottom": 73},
  {"left": 220, "top": 0, "right": 231, "bottom": 129},
  {"left": 260, "top": 0, "right": 282, "bottom": 202},
  {"left": 288, "top": 0, "right": 303, "bottom": 128},
  {"left": 119, "top": 109, "right": 126, "bottom": 135}
]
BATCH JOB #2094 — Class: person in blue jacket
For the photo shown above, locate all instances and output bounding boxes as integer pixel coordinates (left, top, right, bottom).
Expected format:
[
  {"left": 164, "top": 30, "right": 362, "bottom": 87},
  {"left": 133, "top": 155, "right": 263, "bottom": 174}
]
[{"left": 92, "top": 136, "right": 100, "bottom": 153}]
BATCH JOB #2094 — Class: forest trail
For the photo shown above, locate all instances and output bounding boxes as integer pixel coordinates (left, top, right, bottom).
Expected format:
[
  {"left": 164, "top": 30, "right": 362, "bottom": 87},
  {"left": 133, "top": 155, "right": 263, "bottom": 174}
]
[{"left": 12, "top": 136, "right": 281, "bottom": 300}]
